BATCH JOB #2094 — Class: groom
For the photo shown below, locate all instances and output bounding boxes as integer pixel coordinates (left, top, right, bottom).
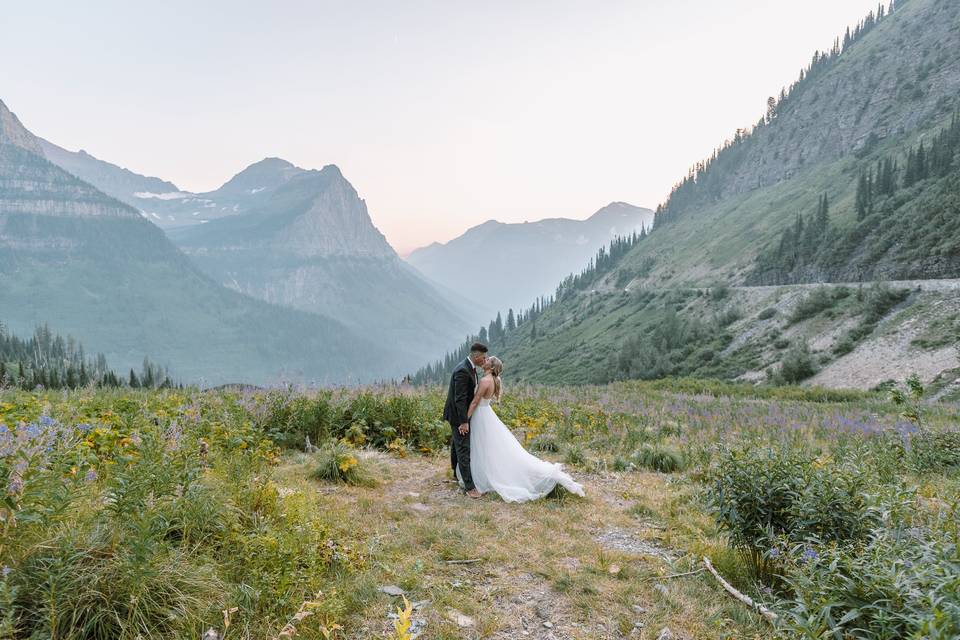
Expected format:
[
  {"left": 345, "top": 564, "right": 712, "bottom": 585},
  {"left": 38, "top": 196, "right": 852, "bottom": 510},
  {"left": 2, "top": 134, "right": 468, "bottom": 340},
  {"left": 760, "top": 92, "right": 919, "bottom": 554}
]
[{"left": 443, "top": 341, "right": 487, "bottom": 499}]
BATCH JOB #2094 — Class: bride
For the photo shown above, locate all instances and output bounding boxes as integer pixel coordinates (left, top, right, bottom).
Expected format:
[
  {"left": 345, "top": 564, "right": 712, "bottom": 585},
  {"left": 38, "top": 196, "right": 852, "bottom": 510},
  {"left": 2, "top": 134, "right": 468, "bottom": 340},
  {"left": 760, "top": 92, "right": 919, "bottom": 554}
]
[{"left": 462, "top": 356, "right": 585, "bottom": 503}]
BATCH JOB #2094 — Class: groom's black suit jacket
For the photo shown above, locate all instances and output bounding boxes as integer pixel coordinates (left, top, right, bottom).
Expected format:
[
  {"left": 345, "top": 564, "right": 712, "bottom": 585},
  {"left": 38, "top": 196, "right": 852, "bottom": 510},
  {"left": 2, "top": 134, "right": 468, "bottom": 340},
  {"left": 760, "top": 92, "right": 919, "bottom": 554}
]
[{"left": 443, "top": 358, "right": 477, "bottom": 427}]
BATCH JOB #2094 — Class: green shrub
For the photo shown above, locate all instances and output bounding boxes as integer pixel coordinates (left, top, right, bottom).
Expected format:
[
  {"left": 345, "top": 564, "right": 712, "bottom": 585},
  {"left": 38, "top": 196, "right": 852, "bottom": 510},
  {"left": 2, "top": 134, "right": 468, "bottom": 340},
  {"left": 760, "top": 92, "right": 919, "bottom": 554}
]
[
  {"left": 530, "top": 433, "right": 560, "bottom": 453},
  {"left": 778, "top": 342, "right": 817, "bottom": 384},
  {"left": 563, "top": 444, "right": 586, "bottom": 468},
  {"left": 310, "top": 440, "right": 377, "bottom": 486},
  {"left": 710, "top": 284, "right": 731, "bottom": 301},
  {"left": 780, "top": 528, "right": 960, "bottom": 639},
  {"left": 256, "top": 390, "right": 333, "bottom": 449},
  {"left": 910, "top": 430, "right": 960, "bottom": 473},
  {"left": 632, "top": 445, "right": 683, "bottom": 473},
  {"left": 832, "top": 337, "right": 855, "bottom": 355},
  {"left": 757, "top": 307, "right": 777, "bottom": 320},
  {"left": 707, "top": 446, "right": 882, "bottom": 579},
  {"left": 12, "top": 524, "right": 225, "bottom": 639},
  {"left": 789, "top": 287, "right": 836, "bottom": 324}
]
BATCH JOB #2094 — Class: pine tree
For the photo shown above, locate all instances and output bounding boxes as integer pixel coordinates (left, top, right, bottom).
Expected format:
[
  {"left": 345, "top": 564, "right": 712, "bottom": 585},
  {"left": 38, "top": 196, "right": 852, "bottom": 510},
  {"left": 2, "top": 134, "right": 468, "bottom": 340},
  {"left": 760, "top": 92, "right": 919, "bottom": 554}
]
[
  {"left": 506, "top": 309, "right": 516, "bottom": 332},
  {"left": 129, "top": 369, "right": 140, "bottom": 388},
  {"left": 856, "top": 171, "right": 869, "bottom": 219}
]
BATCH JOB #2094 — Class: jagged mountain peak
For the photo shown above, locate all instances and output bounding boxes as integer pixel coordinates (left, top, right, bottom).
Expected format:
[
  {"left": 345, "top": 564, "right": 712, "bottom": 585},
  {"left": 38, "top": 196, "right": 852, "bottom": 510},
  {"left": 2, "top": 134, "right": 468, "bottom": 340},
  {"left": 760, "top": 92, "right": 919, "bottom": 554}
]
[
  {"left": 0, "top": 99, "right": 43, "bottom": 155},
  {"left": 211, "top": 156, "right": 303, "bottom": 196}
]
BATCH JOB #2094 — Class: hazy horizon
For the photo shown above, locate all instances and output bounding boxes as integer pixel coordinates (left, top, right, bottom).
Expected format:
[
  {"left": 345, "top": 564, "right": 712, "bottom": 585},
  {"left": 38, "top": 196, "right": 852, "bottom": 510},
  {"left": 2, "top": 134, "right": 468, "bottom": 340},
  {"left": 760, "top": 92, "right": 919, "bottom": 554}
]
[{"left": 2, "top": 0, "right": 882, "bottom": 254}]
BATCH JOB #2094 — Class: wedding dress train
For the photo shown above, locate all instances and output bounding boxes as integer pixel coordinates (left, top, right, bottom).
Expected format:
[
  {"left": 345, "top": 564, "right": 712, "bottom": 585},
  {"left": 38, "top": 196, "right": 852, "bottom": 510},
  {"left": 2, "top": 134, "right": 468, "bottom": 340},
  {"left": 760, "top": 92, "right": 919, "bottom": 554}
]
[{"left": 463, "top": 398, "right": 585, "bottom": 503}]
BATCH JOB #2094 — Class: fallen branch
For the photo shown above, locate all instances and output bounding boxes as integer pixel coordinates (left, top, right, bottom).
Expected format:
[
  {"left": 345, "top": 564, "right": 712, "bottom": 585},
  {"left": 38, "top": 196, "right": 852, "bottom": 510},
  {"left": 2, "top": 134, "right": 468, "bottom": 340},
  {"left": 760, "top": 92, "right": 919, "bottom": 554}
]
[
  {"left": 702, "top": 556, "right": 778, "bottom": 624},
  {"left": 658, "top": 567, "right": 705, "bottom": 581},
  {"left": 445, "top": 558, "right": 481, "bottom": 565}
]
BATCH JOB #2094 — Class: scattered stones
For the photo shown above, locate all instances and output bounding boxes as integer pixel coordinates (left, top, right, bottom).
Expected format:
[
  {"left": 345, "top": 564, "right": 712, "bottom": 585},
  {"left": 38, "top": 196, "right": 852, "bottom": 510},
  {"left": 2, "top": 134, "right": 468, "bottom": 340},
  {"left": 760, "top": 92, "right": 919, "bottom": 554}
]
[
  {"left": 656, "top": 627, "right": 675, "bottom": 640},
  {"left": 608, "top": 563, "right": 622, "bottom": 576},
  {"left": 632, "top": 604, "right": 649, "bottom": 615},
  {"left": 596, "top": 528, "right": 676, "bottom": 561},
  {"left": 447, "top": 609, "right": 476, "bottom": 628},
  {"left": 654, "top": 583, "right": 669, "bottom": 597},
  {"left": 201, "top": 629, "right": 221, "bottom": 640},
  {"left": 407, "top": 502, "right": 431, "bottom": 513},
  {"left": 543, "top": 621, "right": 554, "bottom": 629},
  {"left": 379, "top": 585, "right": 405, "bottom": 596}
]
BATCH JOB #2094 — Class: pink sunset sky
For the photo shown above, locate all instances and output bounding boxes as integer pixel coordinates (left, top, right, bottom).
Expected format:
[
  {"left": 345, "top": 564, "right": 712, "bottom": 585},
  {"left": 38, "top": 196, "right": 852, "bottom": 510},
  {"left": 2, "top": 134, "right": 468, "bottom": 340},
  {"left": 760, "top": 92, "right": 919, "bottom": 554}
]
[{"left": 1, "top": 0, "right": 883, "bottom": 255}]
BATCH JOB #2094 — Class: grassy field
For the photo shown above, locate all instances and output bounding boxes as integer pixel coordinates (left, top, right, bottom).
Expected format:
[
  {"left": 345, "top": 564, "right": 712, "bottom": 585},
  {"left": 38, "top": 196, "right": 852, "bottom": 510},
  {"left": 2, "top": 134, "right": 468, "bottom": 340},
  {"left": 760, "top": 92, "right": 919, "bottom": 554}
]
[{"left": 1, "top": 379, "right": 958, "bottom": 639}]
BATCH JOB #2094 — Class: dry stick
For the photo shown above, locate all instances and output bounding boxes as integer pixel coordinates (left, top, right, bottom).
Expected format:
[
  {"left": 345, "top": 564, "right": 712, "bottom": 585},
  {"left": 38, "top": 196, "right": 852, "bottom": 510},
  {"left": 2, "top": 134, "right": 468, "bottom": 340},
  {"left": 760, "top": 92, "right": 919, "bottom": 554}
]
[
  {"left": 445, "top": 558, "right": 482, "bottom": 565},
  {"left": 702, "top": 556, "right": 778, "bottom": 624},
  {"left": 657, "top": 567, "right": 705, "bottom": 581}
]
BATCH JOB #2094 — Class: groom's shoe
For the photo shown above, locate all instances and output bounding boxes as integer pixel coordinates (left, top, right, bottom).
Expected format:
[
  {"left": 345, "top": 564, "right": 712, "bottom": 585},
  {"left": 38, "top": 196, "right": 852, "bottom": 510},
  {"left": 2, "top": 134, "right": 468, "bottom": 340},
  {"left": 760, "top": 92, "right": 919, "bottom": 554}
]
[{"left": 466, "top": 488, "right": 482, "bottom": 499}]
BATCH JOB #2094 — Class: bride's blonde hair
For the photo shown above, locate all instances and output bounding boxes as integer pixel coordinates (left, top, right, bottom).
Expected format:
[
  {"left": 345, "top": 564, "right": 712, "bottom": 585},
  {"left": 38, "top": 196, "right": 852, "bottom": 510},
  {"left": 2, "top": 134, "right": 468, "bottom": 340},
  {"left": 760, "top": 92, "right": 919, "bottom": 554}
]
[{"left": 487, "top": 356, "right": 503, "bottom": 401}]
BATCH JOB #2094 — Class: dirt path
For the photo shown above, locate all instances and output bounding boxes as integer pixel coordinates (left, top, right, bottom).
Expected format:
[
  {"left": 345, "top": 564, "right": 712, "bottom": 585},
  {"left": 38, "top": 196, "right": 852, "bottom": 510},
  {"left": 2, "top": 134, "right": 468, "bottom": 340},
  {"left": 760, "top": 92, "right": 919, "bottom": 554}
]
[{"left": 275, "top": 452, "right": 770, "bottom": 639}]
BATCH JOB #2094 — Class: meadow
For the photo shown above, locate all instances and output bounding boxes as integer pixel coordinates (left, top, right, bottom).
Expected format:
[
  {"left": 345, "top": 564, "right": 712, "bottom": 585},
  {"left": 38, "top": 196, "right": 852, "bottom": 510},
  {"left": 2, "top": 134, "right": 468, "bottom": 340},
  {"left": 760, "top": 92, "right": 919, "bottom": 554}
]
[{"left": 1, "top": 378, "right": 958, "bottom": 639}]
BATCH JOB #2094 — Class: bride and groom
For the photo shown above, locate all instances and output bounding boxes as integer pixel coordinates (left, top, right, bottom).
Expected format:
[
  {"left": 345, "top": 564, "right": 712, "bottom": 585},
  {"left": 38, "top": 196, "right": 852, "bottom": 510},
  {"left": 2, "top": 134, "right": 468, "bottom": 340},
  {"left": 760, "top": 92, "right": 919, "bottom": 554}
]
[{"left": 443, "top": 342, "right": 585, "bottom": 502}]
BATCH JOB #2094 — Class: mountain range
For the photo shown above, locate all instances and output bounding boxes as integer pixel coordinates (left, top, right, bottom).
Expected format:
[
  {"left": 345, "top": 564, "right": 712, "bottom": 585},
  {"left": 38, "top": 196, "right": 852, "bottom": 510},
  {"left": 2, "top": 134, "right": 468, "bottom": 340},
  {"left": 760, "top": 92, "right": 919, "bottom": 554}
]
[
  {"left": 32, "top": 123, "right": 473, "bottom": 363},
  {"left": 165, "top": 162, "right": 471, "bottom": 358},
  {"left": 0, "top": 98, "right": 390, "bottom": 384},
  {"left": 418, "top": 0, "right": 960, "bottom": 391},
  {"left": 406, "top": 202, "right": 653, "bottom": 323}
]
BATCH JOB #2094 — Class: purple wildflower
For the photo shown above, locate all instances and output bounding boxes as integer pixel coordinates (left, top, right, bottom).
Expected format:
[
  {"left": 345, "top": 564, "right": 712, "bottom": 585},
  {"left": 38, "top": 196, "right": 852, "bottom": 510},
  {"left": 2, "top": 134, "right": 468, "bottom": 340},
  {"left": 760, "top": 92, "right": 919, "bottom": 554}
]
[
  {"left": 768, "top": 547, "right": 780, "bottom": 558},
  {"left": 1, "top": 565, "right": 10, "bottom": 578},
  {"left": 6, "top": 472, "right": 23, "bottom": 496},
  {"left": 802, "top": 548, "right": 818, "bottom": 562},
  {"left": 84, "top": 468, "right": 97, "bottom": 483}
]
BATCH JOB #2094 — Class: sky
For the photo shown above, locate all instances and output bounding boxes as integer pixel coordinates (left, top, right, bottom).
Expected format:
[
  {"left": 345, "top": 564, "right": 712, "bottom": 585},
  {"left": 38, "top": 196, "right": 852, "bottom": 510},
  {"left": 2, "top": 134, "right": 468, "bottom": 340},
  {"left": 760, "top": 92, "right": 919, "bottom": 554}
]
[{"left": 1, "top": 0, "right": 882, "bottom": 255}]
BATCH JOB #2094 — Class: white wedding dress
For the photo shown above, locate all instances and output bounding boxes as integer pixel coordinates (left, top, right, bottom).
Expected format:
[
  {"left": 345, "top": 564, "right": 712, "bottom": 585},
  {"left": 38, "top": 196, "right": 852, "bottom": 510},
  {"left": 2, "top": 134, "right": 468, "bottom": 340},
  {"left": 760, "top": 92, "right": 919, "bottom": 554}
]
[{"left": 462, "top": 398, "right": 585, "bottom": 503}]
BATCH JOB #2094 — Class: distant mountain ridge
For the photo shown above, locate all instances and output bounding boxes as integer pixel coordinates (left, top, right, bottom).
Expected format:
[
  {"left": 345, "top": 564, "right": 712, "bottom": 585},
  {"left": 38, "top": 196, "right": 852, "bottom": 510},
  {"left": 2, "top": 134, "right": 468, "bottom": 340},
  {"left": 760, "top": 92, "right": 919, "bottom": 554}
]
[
  {"left": 0, "top": 97, "right": 393, "bottom": 384},
  {"left": 38, "top": 144, "right": 308, "bottom": 228},
  {"left": 35, "top": 116, "right": 473, "bottom": 364},
  {"left": 168, "top": 163, "right": 471, "bottom": 359},
  {"left": 406, "top": 201, "right": 653, "bottom": 322}
]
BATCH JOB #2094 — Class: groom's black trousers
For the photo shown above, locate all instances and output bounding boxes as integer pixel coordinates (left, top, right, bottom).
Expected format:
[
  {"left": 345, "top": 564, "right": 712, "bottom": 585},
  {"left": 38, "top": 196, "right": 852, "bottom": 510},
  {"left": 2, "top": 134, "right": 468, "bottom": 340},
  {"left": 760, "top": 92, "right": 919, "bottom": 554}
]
[{"left": 449, "top": 421, "right": 475, "bottom": 491}]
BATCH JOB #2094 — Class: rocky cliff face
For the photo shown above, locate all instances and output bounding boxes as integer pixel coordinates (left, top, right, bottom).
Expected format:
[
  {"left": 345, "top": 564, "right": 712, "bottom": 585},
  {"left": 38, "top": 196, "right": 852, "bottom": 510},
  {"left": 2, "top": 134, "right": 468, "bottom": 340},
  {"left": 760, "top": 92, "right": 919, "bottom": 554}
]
[
  {"left": 274, "top": 167, "right": 396, "bottom": 259},
  {"left": 0, "top": 100, "right": 42, "bottom": 155},
  {"left": 689, "top": 0, "right": 960, "bottom": 202},
  {"left": 170, "top": 165, "right": 470, "bottom": 359}
]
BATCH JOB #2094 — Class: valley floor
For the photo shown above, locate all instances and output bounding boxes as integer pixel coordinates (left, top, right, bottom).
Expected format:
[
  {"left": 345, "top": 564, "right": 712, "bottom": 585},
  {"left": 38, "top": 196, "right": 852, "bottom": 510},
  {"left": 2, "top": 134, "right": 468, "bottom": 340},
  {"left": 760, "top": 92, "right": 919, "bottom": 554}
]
[{"left": 275, "top": 451, "right": 769, "bottom": 640}]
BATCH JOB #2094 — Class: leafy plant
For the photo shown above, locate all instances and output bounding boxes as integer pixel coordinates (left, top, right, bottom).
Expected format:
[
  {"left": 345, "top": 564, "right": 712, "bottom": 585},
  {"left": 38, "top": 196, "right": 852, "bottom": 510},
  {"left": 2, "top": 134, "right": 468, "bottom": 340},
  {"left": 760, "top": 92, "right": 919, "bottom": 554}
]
[
  {"left": 632, "top": 445, "right": 684, "bottom": 473},
  {"left": 310, "top": 440, "right": 377, "bottom": 486},
  {"left": 890, "top": 373, "right": 925, "bottom": 429}
]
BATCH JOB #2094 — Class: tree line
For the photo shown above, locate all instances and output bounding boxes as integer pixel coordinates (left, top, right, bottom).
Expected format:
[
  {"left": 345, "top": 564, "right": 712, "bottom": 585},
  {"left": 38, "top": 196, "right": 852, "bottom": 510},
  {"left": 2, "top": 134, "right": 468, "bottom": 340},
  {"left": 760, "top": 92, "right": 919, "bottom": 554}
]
[
  {"left": 751, "top": 110, "right": 960, "bottom": 284},
  {"left": 410, "top": 232, "right": 645, "bottom": 384},
  {"left": 0, "top": 321, "right": 176, "bottom": 390}
]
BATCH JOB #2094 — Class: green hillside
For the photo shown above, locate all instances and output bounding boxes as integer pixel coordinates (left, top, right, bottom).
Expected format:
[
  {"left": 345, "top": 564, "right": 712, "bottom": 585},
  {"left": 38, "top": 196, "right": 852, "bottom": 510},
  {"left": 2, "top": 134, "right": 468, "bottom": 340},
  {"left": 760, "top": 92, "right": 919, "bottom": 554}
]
[{"left": 417, "top": 0, "right": 960, "bottom": 388}]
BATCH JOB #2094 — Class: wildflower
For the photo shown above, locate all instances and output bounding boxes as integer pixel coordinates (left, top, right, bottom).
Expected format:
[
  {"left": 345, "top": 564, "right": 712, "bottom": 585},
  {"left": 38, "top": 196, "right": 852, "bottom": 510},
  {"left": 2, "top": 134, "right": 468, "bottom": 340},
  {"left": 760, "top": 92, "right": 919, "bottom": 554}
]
[
  {"left": 802, "top": 548, "right": 818, "bottom": 562},
  {"left": 76, "top": 423, "right": 93, "bottom": 434},
  {"left": 7, "top": 472, "right": 24, "bottom": 496},
  {"left": 130, "top": 432, "right": 142, "bottom": 447},
  {"left": 84, "top": 468, "right": 98, "bottom": 483},
  {"left": 1, "top": 565, "right": 10, "bottom": 578},
  {"left": 768, "top": 547, "right": 780, "bottom": 558}
]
